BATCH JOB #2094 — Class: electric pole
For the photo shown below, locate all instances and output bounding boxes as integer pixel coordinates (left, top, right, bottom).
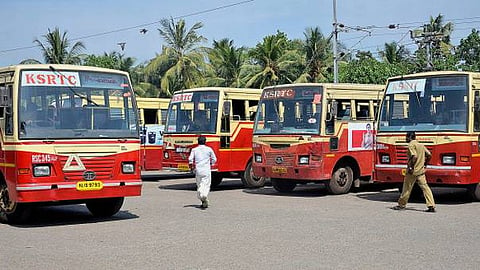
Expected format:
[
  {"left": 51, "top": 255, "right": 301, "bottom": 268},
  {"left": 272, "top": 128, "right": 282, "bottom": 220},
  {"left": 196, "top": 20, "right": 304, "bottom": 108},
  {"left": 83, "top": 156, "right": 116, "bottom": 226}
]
[{"left": 332, "top": 0, "right": 339, "bottom": 83}]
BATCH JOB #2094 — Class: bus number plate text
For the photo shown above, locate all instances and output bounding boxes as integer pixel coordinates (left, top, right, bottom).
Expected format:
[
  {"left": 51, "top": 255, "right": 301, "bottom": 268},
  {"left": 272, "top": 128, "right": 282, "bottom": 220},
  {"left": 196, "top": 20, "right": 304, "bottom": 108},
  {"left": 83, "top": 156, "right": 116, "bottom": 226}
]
[
  {"left": 76, "top": 181, "right": 104, "bottom": 191},
  {"left": 272, "top": 166, "right": 287, "bottom": 174}
]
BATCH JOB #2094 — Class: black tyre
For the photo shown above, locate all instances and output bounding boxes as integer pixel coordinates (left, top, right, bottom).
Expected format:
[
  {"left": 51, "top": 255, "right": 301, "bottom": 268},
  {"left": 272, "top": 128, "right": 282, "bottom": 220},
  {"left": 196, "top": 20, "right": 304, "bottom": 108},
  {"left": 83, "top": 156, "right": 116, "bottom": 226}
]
[
  {"left": 211, "top": 172, "right": 223, "bottom": 188},
  {"left": 0, "top": 182, "right": 30, "bottom": 224},
  {"left": 467, "top": 183, "right": 480, "bottom": 201},
  {"left": 271, "top": 178, "right": 296, "bottom": 193},
  {"left": 240, "top": 161, "right": 266, "bottom": 188},
  {"left": 327, "top": 166, "right": 353, "bottom": 195},
  {"left": 86, "top": 197, "right": 124, "bottom": 217}
]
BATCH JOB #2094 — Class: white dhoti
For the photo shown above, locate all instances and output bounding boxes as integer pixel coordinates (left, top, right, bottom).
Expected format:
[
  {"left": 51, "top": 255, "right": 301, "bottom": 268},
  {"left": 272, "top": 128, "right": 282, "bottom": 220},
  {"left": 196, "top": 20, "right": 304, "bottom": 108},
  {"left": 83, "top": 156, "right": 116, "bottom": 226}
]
[{"left": 195, "top": 167, "right": 211, "bottom": 201}]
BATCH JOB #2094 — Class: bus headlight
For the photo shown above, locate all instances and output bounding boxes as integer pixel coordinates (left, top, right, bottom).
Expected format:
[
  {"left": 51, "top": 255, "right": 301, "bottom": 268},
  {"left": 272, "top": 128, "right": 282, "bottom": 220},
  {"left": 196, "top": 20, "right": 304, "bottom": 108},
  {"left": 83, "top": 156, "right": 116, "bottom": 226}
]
[
  {"left": 164, "top": 151, "right": 169, "bottom": 159},
  {"left": 33, "top": 165, "right": 51, "bottom": 177},
  {"left": 122, "top": 162, "right": 135, "bottom": 174},
  {"left": 380, "top": 154, "right": 390, "bottom": 164},
  {"left": 298, "top": 156, "right": 309, "bottom": 165},
  {"left": 442, "top": 154, "right": 456, "bottom": 165},
  {"left": 254, "top": 154, "right": 262, "bottom": 163}
]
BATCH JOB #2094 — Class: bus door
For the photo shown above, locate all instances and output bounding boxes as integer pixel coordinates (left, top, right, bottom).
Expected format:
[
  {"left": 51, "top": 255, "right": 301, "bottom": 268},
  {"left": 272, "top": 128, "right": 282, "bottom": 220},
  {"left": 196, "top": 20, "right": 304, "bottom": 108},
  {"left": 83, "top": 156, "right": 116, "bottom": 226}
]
[{"left": 219, "top": 100, "right": 232, "bottom": 170}]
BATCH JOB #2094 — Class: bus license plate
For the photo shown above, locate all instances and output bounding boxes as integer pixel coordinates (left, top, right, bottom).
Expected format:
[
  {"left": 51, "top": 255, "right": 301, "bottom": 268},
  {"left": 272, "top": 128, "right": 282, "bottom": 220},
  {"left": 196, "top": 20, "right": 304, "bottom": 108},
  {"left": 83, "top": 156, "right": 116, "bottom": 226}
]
[
  {"left": 272, "top": 166, "right": 287, "bottom": 174},
  {"left": 76, "top": 181, "right": 103, "bottom": 191},
  {"left": 177, "top": 164, "right": 190, "bottom": 172}
]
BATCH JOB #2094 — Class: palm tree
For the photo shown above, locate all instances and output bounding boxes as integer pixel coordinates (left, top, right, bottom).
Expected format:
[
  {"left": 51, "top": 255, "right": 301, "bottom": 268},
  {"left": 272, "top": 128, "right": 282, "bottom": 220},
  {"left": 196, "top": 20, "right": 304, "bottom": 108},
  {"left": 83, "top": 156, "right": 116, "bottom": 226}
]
[
  {"left": 207, "top": 38, "right": 245, "bottom": 87},
  {"left": 380, "top": 42, "right": 409, "bottom": 64},
  {"left": 301, "top": 27, "right": 332, "bottom": 82},
  {"left": 33, "top": 27, "right": 85, "bottom": 64},
  {"left": 245, "top": 31, "right": 302, "bottom": 88},
  {"left": 145, "top": 18, "right": 206, "bottom": 95}
]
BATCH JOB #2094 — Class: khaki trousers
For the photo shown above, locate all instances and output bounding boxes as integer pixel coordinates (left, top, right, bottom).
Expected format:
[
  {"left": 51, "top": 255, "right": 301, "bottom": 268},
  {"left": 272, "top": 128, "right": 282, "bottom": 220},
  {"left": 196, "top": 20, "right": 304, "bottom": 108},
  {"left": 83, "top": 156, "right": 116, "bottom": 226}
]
[{"left": 398, "top": 174, "right": 435, "bottom": 208}]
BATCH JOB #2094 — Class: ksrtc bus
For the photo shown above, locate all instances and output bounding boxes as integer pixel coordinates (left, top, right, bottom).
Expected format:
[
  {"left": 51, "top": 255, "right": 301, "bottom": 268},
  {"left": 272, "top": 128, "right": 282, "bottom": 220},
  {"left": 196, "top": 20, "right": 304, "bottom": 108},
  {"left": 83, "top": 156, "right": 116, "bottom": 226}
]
[
  {"left": 0, "top": 64, "right": 142, "bottom": 223},
  {"left": 252, "top": 83, "right": 384, "bottom": 194},
  {"left": 136, "top": 97, "right": 170, "bottom": 171},
  {"left": 375, "top": 71, "right": 480, "bottom": 200},
  {"left": 162, "top": 87, "right": 264, "bottom": 188}
]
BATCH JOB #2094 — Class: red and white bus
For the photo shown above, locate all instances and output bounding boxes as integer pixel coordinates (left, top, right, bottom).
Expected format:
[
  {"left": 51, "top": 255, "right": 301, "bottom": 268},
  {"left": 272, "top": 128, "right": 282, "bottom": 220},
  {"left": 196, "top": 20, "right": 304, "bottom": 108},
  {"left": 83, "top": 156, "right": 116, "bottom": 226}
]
[
  {"left": 137, "top": 97, "right": 170, "bottom": 171},
  {"left": 252, "top": 83, "right": 384, "bottom": 194},
  {"left": 0, "top": 64, "right": 142, "bottom": 223},
  {"left": 375, "top": 71, "right": 480, "bottom": 200},
  {"left": 162, "top": 87, "right": 264, "bottom": 187}
]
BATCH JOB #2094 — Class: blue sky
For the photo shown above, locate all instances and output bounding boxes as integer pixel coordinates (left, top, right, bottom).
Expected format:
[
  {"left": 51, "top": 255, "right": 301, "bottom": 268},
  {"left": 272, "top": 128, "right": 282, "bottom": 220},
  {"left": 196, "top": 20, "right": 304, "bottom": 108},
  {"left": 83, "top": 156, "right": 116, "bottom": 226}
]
[{"left": 1, "top": 0, "right": 479, "bottom": 66}]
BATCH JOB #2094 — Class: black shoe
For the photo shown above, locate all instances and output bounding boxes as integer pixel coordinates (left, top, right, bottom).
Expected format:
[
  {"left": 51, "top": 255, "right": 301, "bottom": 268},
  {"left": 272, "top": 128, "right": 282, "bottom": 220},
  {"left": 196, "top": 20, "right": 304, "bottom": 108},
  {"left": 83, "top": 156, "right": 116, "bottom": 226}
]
[
  {"left": 391, "top": 205, "right": 406, "bottom": 210},
  {"left": 425, "top": 206, "right": 436, "bottom": 213}
]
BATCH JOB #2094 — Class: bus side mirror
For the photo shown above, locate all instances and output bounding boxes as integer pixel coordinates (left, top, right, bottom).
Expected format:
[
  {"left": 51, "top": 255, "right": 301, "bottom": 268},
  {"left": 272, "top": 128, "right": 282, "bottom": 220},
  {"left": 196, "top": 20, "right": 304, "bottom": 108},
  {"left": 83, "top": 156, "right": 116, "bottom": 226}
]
[
  {"left": 223, "top": 101, "right": 231, "bottom": 117},
  {"left": 330, "top": 100, "right": 338, "bottom": 118},
  {"left": 0, "top": 86, "right": 10, "bottom": 107}
]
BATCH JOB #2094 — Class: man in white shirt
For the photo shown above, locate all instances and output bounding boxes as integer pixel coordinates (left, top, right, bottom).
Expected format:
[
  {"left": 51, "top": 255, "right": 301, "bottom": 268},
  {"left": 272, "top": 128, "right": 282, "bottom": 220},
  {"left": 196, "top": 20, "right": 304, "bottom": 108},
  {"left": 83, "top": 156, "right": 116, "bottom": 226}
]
[{"left": 188, "top": 136, "right": 217, "bottom": 208}]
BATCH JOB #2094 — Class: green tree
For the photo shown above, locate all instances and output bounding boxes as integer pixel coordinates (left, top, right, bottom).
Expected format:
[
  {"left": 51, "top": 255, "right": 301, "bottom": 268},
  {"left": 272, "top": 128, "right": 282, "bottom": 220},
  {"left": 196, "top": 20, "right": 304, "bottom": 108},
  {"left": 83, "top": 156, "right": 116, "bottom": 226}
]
[
  {"left": 340, "top": 57, "right": 411, "bottom": 85},
  {"left": 456, "top": 29, "right": 480, "bottom": 71},
  {"left": 245, "top": 31, "right": 303, "bottom": 88},
  {"left": 206, "top": 38, "right": 245, "bottom": 87},
  {"left": 145, "top": 18, "right": 206, "bottom": 95},
  {"left": 83, "top": 52, "right": 136, "bottom": 72},
  {"left": 33, "top": 27, "right": 85, "bottom": 64},
  {"left": 379, "top": 42, "right": 409, "bottom": 64},
  {"left": 301, "top": 27, "right": 332, "bottom": 82}
]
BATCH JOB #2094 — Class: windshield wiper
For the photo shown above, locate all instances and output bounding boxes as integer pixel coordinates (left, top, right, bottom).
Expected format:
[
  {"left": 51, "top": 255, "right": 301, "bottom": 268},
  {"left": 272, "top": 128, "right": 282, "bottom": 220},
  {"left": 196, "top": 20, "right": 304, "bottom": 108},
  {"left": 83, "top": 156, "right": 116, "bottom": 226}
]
[{"left": 49, "top": 66, "right": 99, "bottom": 106}]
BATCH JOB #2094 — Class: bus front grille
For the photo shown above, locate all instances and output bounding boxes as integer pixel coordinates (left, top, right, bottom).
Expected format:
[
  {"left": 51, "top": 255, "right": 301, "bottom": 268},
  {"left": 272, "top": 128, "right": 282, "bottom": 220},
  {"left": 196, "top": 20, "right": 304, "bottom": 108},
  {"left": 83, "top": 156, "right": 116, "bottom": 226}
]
[{"left": 59, "top": 156, "right": 116, "bottom": 181}]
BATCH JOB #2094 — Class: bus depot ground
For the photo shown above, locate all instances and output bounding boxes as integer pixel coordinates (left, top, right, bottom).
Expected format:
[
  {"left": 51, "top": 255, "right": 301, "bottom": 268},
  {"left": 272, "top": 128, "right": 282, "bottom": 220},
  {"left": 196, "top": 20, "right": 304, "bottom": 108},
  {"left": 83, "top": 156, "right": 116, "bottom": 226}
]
[{"left": 1, "top": 172, "right": 479, "bottom": 270}]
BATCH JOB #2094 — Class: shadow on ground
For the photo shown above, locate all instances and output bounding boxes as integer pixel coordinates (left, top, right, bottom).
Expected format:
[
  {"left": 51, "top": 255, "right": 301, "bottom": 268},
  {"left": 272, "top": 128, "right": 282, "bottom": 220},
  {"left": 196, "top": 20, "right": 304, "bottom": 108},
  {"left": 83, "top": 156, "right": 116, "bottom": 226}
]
[
  {"left": 356, "top": 186, "right": 475, "bottom": 205},
  {"left": 9, "top": 204, "right": 138, "bottom": 228},
  {"left": 159, "top": 178, "right": 246, "bottom": 192}
]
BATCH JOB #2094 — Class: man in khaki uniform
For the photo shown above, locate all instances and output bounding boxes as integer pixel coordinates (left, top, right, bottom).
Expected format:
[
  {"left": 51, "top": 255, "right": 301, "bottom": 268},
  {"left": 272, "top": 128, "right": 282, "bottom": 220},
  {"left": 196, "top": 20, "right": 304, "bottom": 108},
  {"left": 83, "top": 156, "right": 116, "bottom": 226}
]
[{"left": 392, "top": 131, "right": 436, "bottom": 212}]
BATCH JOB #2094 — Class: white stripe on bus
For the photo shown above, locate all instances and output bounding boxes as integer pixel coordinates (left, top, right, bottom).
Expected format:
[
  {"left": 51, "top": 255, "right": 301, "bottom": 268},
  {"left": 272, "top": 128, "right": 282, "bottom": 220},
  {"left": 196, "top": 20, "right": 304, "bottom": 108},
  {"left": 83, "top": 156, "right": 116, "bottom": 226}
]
[{"left": 375, "top": 164, "right": 471, "bottom": 170}]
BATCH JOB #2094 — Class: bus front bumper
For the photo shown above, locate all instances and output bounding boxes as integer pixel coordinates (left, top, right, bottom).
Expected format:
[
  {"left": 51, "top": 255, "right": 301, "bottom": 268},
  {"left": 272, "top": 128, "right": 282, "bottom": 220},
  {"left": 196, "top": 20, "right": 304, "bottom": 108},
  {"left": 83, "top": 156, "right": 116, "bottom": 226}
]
[
  {"left": 15, "top": 180, "right": 142, "bottom": 203},
  {"left": 374, "top": 164, "right": 472, "bottom": 185}
]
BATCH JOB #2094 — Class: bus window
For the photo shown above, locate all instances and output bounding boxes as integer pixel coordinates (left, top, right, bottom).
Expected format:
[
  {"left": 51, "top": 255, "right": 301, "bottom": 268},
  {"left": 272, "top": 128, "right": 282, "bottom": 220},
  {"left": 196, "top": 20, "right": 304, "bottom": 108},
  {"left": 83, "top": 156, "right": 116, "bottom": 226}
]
[
  {"left": 143, "top": 108, "right": 158, "bottom": 124},
  {"left": 232, "top": 99, "right": 246, "bottom": 121}
]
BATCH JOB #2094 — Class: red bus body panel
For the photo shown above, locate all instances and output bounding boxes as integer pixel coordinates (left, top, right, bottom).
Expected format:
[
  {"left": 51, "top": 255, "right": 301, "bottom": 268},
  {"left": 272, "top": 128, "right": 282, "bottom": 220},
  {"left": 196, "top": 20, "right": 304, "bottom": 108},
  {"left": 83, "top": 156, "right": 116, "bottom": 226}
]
[
  {"left": 2, "top": 140, "right": 142, "bottom": 204},
  {"left": 374, "top": 133, "right": 479, "bottom": 186}
]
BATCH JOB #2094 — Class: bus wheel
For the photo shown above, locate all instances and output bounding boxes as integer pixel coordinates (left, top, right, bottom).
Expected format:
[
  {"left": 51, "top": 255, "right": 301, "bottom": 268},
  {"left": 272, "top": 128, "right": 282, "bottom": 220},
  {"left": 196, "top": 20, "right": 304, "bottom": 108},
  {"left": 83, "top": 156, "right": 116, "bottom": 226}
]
[
  {"left": 467, "top": 183, "right": 480, "bottom": 201},
  {"left": 328, "top": 166, "right": 353, "bottom": 195},
  {"left": 211, "top": 173, "right": 223, "bottom": 188},
  {"left": 271, "top": 178, "right": 296, "bottom": 193},
  {"left": 86, "top": 197, "right": 124, "bottom": 217},
  {"left": 241, "top": 161, "right": 266, "bottom": 188},
  {"left": 0, "top": 182, "right": 30, "bottom": 224}
]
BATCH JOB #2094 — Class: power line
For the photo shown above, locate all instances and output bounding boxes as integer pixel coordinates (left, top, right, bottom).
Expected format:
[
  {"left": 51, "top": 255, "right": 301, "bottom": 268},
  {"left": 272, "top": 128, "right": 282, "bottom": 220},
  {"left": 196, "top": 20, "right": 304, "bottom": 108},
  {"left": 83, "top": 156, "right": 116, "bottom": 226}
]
[{"left": 0, "top": 0, "right": 254, "bottom": 55}]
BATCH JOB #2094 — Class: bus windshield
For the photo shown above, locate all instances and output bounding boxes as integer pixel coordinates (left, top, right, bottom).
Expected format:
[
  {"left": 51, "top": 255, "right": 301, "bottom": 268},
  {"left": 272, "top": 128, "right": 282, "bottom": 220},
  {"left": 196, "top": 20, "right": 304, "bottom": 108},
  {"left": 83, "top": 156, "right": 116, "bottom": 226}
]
[
  {"left": 379, "top": 75, "right": 468, "bottom": 132},
  {"left": 19, "top": 70, "right": 139, "bottom": 139},
  {"left": 165, "top": 91, "right": 219, "bottom": 134},
  {"left": 254, "top": 86, "right": 322, "bottom": 135}
]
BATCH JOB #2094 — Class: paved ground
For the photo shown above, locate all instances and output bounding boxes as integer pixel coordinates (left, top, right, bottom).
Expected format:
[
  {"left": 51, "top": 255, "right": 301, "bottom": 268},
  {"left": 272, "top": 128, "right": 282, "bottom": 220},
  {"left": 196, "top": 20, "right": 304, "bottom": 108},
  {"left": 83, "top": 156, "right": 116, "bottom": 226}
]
[{"left": 1, "top": 175, "right": 479, "bottom": 270}]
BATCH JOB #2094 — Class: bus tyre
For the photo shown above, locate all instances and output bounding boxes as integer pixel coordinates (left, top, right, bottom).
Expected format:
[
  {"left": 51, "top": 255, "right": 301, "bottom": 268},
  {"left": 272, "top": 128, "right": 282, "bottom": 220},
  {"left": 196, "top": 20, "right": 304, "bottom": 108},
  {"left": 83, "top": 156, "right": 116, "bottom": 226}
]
[
  {"left": 86, "top": 197, "right": 124, "bottom": 217},
  {"left": 328, "top": 166, "right": 353, "bottom": 195},
  {"left": 0, "top": 182, "right": 30, "bottom": 224},
  {"left": 211, "top": 173, "right": 223, "bottom": 188},
  {"left": 467, "top": 183, "right": 480, "bottom": 201},
  {"left": 241, "top": 161, "right": 266, "bottom": 188},
  {"left": 271, "top": 178, "right": 296, "bottom": 193}
]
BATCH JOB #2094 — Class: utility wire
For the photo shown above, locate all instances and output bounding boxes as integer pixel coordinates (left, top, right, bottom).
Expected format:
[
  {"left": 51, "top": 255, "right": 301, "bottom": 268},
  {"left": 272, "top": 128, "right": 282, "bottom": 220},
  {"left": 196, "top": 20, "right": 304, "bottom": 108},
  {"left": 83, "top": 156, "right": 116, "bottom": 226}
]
[{"left": 0, "top": 0, "right": 254, "bottom": 55}]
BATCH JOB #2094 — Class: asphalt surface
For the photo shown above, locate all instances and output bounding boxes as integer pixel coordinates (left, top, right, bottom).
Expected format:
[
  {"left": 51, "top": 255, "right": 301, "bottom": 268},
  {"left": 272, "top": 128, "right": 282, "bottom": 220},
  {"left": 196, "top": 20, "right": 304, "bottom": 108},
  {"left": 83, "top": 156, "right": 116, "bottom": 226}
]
[{"left": 1, "top": 174, "right": 479, "bottom": 270}]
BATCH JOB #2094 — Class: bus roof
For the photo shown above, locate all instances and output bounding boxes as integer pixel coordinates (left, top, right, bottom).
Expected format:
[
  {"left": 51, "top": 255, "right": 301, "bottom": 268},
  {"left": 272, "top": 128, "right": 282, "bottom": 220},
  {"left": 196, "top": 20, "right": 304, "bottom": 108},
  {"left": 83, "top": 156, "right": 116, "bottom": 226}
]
[
  {"left": 387, "top": 70, "right": 480, "bottom": 81},
  {"left": 0, "top": 64, "right": 130, "bottom": 76},
  {"left": 263, "top": 83, "right": 384, "bottom": 92},
  {"left": 172, "top": 87, "right": 262, "bottom": 96}
]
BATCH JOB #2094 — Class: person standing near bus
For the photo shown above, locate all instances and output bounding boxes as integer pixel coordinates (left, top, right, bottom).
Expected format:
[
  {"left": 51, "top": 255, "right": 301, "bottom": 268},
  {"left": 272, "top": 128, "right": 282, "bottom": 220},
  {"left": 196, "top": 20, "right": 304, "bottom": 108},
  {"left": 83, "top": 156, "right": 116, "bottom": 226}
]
[
  {"left": 189, "top": 136, "right": 217, "bottom": 208},
  {"left": 392, "top": 131, "right": 436, "bottom": 212}
]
